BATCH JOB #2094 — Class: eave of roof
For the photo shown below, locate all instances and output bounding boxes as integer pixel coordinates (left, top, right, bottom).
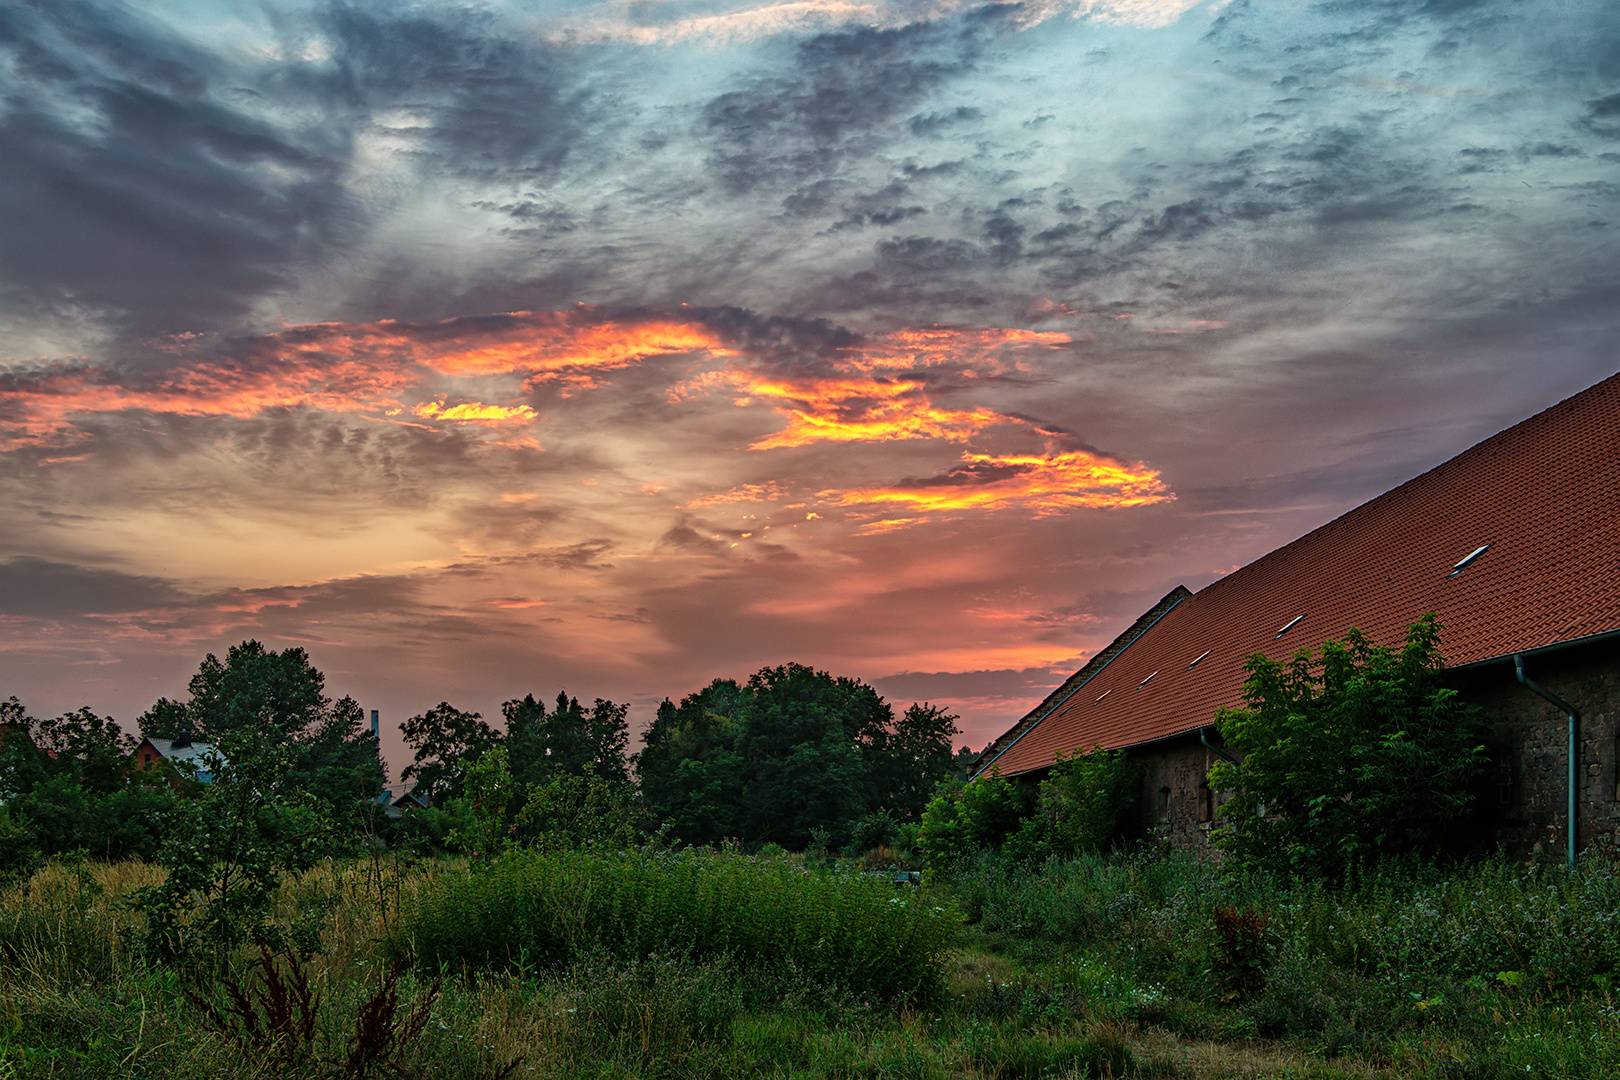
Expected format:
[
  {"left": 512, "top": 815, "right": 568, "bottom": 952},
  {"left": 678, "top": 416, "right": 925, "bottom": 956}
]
[{"left": 986, "top": 371, "right": 1620, "bottom": 777}]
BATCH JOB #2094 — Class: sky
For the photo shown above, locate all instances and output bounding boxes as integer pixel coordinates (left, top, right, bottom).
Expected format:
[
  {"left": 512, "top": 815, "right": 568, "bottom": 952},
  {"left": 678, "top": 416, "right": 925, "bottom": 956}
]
[{"left": 2, "top": 0, "right": 1617, "bottom": 777}]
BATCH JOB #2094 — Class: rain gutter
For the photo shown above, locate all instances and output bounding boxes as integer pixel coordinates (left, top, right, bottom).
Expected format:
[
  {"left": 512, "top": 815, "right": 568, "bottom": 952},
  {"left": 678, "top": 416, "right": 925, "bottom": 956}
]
[{"left": 1514, "top": 654, "right": 1579, "bottom": 870}]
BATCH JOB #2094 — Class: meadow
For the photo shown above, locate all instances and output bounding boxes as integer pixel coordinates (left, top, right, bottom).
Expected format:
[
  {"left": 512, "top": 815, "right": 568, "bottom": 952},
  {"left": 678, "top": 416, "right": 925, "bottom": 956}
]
[{"left": 1, "top": 846, "right": 1618, "bottom": 1079}]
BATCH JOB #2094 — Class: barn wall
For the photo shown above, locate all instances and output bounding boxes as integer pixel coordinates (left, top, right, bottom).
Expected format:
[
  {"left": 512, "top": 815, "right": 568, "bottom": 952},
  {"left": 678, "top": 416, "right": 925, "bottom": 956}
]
[
  {"left": 1452, "top": 640, "right": 1620, "bottom": 861},
  {"left": 1114, "top": 637, "right": 1620, "bottom": 861},
  {"left": 1129, "top": 734, "right": 1229, "bottom": 852}
]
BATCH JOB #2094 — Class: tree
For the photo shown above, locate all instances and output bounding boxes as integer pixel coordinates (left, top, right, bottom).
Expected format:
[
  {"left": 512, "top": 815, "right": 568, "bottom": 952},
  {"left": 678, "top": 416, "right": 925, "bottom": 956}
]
[
  {"left": 639, "top": 667, "right": 957, "bottom": 849},
  {"left": 400, "top": 702, "right": 500, "bottom": 805},
  {"left": 637, "top": 684, "right": 746, "bottom": 847},
  {"left": 162, "top": 643, "right": 383, "bottom": 818},
  {"left": 504, "top": 691, "right": 631, "bottom": 791},
  {"left": 863, "top": 702, "right": 959, "bottom": 823},
  {"left": 1209, "top": 614, "right": 1490, "bottom": 877},
  {"left": 33, "top": 706, "right": 135, "bottom": 794},
  {"left": 729, "top": 664, "right": 882, "bottom": 848},
  {"left": 181, "top": 640, "right": 330, "bottom": 743},
  {"left": 0, "top": 697, "right": 49, "bottom": 803},
  {"left": 131, "top": 728, "right": 335, "bottom": 968}
]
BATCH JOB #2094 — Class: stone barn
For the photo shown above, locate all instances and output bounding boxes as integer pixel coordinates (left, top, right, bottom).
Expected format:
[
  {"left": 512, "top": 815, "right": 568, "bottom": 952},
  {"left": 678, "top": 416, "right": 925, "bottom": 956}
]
[{"left": 974, "top": 372, "right": 1620, "bottom": 863}]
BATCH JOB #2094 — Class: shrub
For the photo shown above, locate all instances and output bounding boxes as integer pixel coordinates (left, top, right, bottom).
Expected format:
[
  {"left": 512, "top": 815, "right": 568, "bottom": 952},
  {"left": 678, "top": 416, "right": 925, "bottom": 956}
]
[
  {"left": 1210, "top": 614, "right": 1489, "bottom": 878},
  {"left": 391, "top": 847, "right": 959, "bottom": 1005},
  {"left": 1006, "top": 746, "right": 1143, "bottom": 862},
  {"left": 129, "top": 729, "right": 336, "bottom": 969},
  {"left": 917, "top": 771, "right": 1031, "bottom": 869}
]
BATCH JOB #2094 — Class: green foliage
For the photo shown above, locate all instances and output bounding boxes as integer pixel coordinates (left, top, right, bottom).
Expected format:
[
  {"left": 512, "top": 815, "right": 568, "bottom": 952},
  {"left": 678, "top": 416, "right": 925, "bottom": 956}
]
[
  {"left": 154, "top": 642, "right": 384, "bottom": 821},
  {"left": 1005, "top": 746, "right": 1143, "bottom": 862},
  {"left": 32, "top": 706, "right": 136, "bottom": 794},
  {"left": 638, "top": 666, "right": 957, "bottom": 849},
  {"left": 393, "top": 847, "right": 960, "bottom": 1005},
  {"left": 513, "top": 763, "right": 637, "bottom": 851},
  {"left": 129, "top": 729, "right": 336, "bottom": 968},
  {"left": 448, "top": 743, "right": 515, "bottom": 863},
  {"left": 1209, "top": 614, "right": 1490, "bottom": 877},
  {"left": 504, "top": 691, "right": 632, "bottom": 790},
  {"left": 178, "top": 640, "right": 330, "bottom": 742},
  {"left": 399, "top": 701, "right": 500, "bottom": 805},
  {"left": 0, "top": 700, "right": 179, "bottom": 862},
  {"left": 916, "top": 770, "right": 1031, "bottom": 869},
  {"left": 866, "top": 702, "right": 961, "bottom": 823}
]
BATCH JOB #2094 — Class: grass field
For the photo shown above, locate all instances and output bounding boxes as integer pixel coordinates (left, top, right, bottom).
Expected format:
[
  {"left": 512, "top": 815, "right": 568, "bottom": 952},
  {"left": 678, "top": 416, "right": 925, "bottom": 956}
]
[{"left": 0, "top": 847, "right": 1616, "bottom": 1078}]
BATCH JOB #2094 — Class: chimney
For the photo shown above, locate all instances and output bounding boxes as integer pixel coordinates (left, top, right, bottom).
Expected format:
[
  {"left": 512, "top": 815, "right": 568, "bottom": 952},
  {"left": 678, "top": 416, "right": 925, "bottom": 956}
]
[{"left": 370, "top": 710, "right": 379, "bottom": 738}]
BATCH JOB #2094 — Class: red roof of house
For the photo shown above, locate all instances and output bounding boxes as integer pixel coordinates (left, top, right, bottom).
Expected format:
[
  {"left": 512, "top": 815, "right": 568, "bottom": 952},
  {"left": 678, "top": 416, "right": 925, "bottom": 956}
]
[{"left": 983, "top": 372, "right": 1620, "bottom": 777}]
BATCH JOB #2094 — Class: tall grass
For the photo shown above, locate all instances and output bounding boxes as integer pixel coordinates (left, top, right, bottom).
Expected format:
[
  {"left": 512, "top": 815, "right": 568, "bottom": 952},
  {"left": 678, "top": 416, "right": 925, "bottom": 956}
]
[
  {"left": 390, "top": 847, "right": 960, "bottom": 1005},
  {"left": 944, "top": 848, "right": 1620, "bottom": 1075}
]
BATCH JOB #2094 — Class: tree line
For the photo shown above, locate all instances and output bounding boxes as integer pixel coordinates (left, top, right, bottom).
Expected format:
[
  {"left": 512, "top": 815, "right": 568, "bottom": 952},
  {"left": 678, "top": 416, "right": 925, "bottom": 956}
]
[{"left": 0, "top": 640, "right": 969, "bottom": 873}]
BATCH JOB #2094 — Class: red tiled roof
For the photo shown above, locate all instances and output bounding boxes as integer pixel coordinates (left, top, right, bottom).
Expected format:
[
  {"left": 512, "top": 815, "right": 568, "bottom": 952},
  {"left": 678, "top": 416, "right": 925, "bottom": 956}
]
[{"left": 984, "top": 372, "right": 1620, "bottom": 777}]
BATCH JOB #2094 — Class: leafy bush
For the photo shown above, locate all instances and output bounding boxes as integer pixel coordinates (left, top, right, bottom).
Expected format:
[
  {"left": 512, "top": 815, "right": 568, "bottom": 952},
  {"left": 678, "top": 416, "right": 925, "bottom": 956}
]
[
  {"left": 392, "top": 847, "right": 959, "bottom": 1005},
  {"left": 1005, "top": 746, "right": 1143, "bottom": 862},
  {"left": 130, "top": 729, "right": 336, "bottom": 968},
  {"left": 1209, "top": 614, "right": 1489, "bottom": 877},
  {"left": 917, "top": 770, "right": 1032, "bottom": 869}
]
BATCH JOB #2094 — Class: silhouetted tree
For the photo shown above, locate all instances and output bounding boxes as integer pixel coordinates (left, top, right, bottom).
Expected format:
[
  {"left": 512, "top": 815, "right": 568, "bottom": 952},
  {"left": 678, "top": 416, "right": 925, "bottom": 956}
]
[
  {"left": 638, "top": 665, "right": 958, "bottom": 849},
  {"left": 400, "top": 702, "right": 500, "bottom": 805},
  {"left": 504, "top": 691, "right": 631, "bottom": 791}
]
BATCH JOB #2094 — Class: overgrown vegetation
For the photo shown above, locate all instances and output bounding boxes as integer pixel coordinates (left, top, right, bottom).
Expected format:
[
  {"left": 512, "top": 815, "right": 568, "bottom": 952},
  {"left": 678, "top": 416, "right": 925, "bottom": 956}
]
[
  {"left": 0, "top": 620, "right": 1601, "bottom": 1076},
  {"left": 393, "top": 846, "right": 958, "bottom": 1005},
  {"left": 5, "top": 848, "right": 1620, "bottom": 1078},
  {"left": 1210, "top": 613, "right": 1492, "bottom": 876}
]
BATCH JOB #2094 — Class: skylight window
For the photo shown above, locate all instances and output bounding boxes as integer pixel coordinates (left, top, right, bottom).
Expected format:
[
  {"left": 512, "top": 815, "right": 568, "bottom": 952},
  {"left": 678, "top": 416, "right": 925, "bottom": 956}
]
[
  {"left": 1094, "top": 689, "right": 1112, "bottom": 705},
  {"left": 1138, "top": 670, "right": 1159, "bottom": 688},
  {"left": 1187, "top": 649, "right": 1212, "bottom": 669},
  {"left": 1448, "top": 543, "right": 1491, "bottom": 578},
  {"left": 1274, "top": 615, "right": 1305, "bottom": 640}
]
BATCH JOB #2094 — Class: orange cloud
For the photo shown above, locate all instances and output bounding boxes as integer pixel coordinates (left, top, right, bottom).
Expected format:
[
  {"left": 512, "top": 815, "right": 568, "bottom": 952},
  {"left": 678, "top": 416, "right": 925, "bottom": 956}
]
[
  {"left": 731, "top": 374, "right": 1001, "bottom": 449},
  {"left": 682, "top": 481, "right": 794, "bottom": 508},
  {"left": 413, "top": 401, "right": 537, "bottom": 423},
  {"left": 835, "top": 449, "right": 1171, "bottom": 513},
  {"left": 859, "top": 326, "right": 1071, "bottom": 371}
]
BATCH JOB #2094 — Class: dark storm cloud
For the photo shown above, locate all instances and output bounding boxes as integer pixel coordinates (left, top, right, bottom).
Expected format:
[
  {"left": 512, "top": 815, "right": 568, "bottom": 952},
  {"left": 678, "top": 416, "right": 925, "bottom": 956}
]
[
  {"left": 699, "top": 21, "right": 980, "bottom": 195},
  {"left": 0, "top": 1, "right": 358, "bottom": 336},
  {"left": 303, "top": 2, "right": 591, "bottom": 182},
  {"left": 0, "top": 557, "right": 186, "bottom": 617},
  {"left": 0, "top": 0, "right": 600, "bottom": 339}
]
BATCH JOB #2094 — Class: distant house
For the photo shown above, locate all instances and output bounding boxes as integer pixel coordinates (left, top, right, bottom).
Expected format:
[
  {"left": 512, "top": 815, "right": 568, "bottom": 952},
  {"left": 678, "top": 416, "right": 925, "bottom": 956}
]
[
  {"left": 375, "top": 781, "right": 431, "bottom": 818},
  {"left": 131, "top": 736, "right": 224, "bottom": 783},
  {"left": 975, "top": 372, "right": 1620, "bottom": 862}
]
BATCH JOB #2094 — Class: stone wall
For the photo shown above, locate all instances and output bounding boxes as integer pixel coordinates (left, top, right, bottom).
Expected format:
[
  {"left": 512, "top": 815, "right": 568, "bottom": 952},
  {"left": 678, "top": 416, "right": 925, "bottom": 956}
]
[
  {"left": 1130, "top": 734, "right": 1232, "bottom": 852},
  {"left": 1121, "top": 636, "right": 1620, "bottom": 861},
  {"left": 1451, "top": 639, "right": 1620, "bottom": 861}
]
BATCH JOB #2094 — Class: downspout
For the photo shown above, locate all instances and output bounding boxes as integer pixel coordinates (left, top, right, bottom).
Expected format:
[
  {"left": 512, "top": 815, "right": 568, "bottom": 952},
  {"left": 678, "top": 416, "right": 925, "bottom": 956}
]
[{"left": 1515, "top": 654, "right": 1579, "bottom": 869}]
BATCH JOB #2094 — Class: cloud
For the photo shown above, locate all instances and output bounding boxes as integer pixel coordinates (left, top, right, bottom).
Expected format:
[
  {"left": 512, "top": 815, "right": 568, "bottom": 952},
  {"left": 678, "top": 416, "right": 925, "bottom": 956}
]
[
  {"left": 0, "top": 558, "right": 188, "bottom": 618},
  {"left": 0, "top": 1, "right": 360, "bottom": 336},
  {"left": 551, "top": 0, "right": 1216, "bottom": 46},
  {"left": 834, "top": 447, "right": 1171, "bottom": 513}
]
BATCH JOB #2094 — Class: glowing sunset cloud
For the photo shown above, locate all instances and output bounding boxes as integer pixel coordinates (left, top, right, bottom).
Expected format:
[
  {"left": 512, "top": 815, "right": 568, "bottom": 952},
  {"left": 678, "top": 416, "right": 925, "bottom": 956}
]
[
  {"left": 261, "top": 309, "right": 730, "bottom": 378},
  {"left": 837, "top": 449, "right": 1171, "bottom": 514},
  {"left": 413, "top": 401, "right": 537, "bottom": 423},
  {"left": 0, "top": 357, "right": 416, "bottom": 448},
  {"left": 741, "top": 375, "right": 1002, "bottom": 449},
  {"left": 858, "top": 327, "right": 1072, "bottom": 372}
]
